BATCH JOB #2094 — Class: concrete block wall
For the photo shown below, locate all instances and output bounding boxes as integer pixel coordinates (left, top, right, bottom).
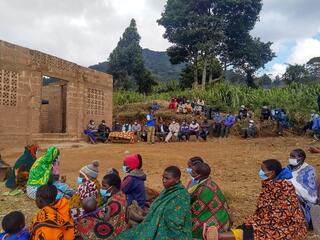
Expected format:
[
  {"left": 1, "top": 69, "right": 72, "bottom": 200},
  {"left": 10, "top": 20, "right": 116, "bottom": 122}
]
[{"left": 0, "top": 40, "right": 113, "bottom": 148}]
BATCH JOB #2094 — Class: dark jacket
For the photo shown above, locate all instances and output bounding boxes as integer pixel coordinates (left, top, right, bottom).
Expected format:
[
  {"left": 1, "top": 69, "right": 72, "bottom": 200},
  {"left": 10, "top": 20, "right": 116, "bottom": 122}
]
[
  {"left": 156, "top": 124, "right": 169, "bottom": 133},
  {"left": 121, "top": 169, "right": 146, "bottom": 209},
  {"left": 98, "top": 123, "right": 110, "bottom": 133},
  {"left": 113, "top": 123, "right": 122, "bottom": 132}
]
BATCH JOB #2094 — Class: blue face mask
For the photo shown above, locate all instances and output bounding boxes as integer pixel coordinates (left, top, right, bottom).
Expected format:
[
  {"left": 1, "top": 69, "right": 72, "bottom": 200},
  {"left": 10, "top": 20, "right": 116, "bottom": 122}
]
[
  {"left": 186, "top": 168, "right": 193, "bottom": 174},
  {"left": 259, "top": 169, "right": 268, "bottom": 180},
  {"left": 191, "top": 176, "right": 199, "bottom": 184},
  {"left": 122, "top": 165, "right": 129, "bottom": 173},
  {"left": 100, "top": 188, "right": 112, "bottom": 198},
  {"left": 77, "top": 177, "right": 84, "bottom": 184}
]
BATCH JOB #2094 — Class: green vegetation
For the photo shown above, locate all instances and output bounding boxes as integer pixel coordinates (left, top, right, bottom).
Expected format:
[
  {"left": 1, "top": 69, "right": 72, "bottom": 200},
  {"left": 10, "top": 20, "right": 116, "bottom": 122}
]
[
  {"left": 158, "top": 0, "right": 274, "bottom": 89},
  {"left": 107, "top": 19, "right": 155, "bottom": 94},
  {"left": 114, "top": 83, "right": 320, "bottom": 123}
]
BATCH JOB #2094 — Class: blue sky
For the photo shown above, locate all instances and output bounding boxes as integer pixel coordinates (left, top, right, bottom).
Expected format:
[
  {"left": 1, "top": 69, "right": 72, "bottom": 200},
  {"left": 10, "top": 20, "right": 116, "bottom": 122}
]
[{"left": 0, "top": 0, "right": 320, "bottom": 78}]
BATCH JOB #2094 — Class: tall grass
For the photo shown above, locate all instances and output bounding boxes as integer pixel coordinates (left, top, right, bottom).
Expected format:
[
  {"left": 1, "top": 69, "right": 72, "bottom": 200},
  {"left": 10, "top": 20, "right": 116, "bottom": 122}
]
[{"left": 113, "top": 83, "right": 320, "bottom": 123}]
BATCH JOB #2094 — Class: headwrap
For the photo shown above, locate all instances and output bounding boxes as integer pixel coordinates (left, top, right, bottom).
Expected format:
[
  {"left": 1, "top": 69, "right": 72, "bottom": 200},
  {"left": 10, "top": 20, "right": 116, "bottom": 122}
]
[
  {"left": 27, "top": 144, "right": 38, "bottom": 159},
  {"left": 124, "top": 154, "right": 140, "bottom": 170},
  {"left": 80, "top": 161, "right": 99, "bottom": 179},
  {"left": 78, "top": 181, "right": 98, "bottom": 200},
  {"left": 27, "top": 147, "right": 59, "bottom": 187}
]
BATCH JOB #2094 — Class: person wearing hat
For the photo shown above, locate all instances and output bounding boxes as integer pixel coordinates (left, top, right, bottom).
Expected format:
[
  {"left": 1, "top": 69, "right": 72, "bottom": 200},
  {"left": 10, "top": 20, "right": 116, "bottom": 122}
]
[
  {"left": 121, "top": 154, "right": 146, "bottom": 209},
  {"left": 238, "top": 105, "right": 248, "bottom": 120},
  {"left": 243, "top": 120, "right": 257, "bottom": 139},
  {"left": 69, "top": 161, "right": 101, "bottom": 208},
  {"left": 260, "top": 106, "right": 271, "bottom": 122}
]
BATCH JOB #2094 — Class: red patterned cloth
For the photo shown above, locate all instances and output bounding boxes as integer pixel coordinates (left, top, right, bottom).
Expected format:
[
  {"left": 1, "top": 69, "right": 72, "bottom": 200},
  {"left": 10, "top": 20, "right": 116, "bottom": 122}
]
[
  {"left": 245, "top": 179, "right": 307, "bottom": 240},
  {"left": 108, "top": 132, "right": 134, "bottom": 143}
]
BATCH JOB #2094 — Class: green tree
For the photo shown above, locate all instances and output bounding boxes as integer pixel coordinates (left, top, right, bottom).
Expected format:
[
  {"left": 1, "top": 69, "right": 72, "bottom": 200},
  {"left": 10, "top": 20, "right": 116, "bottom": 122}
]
[
  {"left": 107, "top": 19, "right": 155, "bottom": 93},
  {"left": 158, "top": 0, "right": 226, "bottom": 89},
  {"left": 229, "top": 36, "right": 275, "bottom": 88},
  {"left": 282, "top": 64, "right": 310, "bottom": 84}
]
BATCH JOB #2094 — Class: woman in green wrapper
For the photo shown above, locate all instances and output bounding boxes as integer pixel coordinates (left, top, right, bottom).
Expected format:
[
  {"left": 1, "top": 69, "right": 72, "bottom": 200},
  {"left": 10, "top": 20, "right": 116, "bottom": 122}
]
[
  {"left": 188, "top": 162, "right": 232, "bottom": 239},
  {"left": 26, "top": 146, "right": 60, "bottom": 199},
  {"left": 5, "top": 144, "right": 38, "bottom": 189},
  {"left": 113, "top": 166, "right": 192, "bottom": 240}
]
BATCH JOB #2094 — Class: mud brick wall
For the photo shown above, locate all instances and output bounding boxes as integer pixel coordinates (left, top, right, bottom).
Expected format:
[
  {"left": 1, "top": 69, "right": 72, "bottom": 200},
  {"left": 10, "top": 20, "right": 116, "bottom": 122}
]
[{"left": 0, "top": 40, "right": 113, "bottom": 148}]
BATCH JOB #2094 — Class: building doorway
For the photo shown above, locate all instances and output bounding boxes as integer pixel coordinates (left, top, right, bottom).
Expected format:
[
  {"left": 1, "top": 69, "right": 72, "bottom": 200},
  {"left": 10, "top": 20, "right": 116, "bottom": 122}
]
[{"left": 40, "top": 76, "right": 67, "bottom": 133}]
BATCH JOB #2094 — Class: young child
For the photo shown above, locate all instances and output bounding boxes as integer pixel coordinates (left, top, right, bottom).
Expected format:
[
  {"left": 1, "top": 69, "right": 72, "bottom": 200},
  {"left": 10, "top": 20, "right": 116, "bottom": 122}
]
[
  {"left": 30, "top": 184, "right": 74, "bottom": 240},
  {"left": 121, "top": 154, "right": 146, "bottom": 209},
  {"left": 0, "top": 211, "right": 29, "bottom": 240}
]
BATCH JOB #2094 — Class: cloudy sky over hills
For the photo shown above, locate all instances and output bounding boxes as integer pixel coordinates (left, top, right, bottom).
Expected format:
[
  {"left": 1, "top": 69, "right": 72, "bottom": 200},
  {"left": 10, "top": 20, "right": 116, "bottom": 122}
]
[{"left": 0, "top": 0, "right": 320, "bottom": 77}]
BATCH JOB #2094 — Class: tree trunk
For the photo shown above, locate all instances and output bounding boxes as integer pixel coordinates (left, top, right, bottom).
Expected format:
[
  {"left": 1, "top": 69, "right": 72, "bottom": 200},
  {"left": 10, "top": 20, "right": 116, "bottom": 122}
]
[
  {"left": 246, "top": 70, "right": 256, "bottom": 88},
  {"left": 202, "top": 58, "right": 208, "bottom": 90},
  {"left": 209, "top": 69, "right": 213, "bottom": 83},
  {"left": 193, "top": 58, "right": 198, "bottom": 86}
]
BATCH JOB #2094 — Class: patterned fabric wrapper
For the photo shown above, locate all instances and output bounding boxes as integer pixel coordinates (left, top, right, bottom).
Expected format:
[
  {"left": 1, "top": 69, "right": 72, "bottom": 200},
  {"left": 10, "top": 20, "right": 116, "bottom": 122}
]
[
  {"left": 30, "top": 197, "right": 74, "bottom": 240},
  {"left": 191, "top": 177, "right": 232, "bottom": 239},
  {"left": 108, "top": 132, "right": 134, "bottom": 143},
  {"left": 27, "top": 147, "right": 59, "bottom": 187},
  {"left": 244, "top": 179, "right": 307, "bottom": 240},
  {"left": 113, "top": 182, "right": 192, "bottom": 240}
]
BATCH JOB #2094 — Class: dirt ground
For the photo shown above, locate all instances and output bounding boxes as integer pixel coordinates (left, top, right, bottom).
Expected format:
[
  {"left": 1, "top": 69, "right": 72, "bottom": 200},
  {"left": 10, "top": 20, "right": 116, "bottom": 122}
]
[{"left": 0, "top": 136, "right": 319, "bottom": 239}]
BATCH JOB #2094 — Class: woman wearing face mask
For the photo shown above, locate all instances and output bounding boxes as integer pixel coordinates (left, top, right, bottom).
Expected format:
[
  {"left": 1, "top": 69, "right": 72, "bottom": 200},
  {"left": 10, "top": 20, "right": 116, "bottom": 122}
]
[
  {"left": 206, "top": 159, "right": 307, "bottom": 240},
  {"left": 286, "top": 148, "right": 320, "bottom": 232},
  {"left": 185, "top": 157, "right": 204, "bottom": 189},
  {"left": 76, "top": 173, "right": 129, "bottom": 239},
  {"left": 69, "top": 161, "right": 101, "bottom": 209}
]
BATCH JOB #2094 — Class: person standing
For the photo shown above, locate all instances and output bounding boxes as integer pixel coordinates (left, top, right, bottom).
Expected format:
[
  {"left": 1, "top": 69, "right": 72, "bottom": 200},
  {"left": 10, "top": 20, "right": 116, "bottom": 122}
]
[{"left": 146, "top": 110, "right": 155, "bottom": 144}]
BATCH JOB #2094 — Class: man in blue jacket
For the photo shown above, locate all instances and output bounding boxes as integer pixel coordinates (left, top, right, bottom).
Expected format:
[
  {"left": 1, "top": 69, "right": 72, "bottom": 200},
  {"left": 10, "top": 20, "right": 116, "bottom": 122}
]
[
  {"left": 178, "top": 120, "right": 190, "bottom": 142},
  {"left": 220, "top": 113, "right": 236, "bottom": 138}
]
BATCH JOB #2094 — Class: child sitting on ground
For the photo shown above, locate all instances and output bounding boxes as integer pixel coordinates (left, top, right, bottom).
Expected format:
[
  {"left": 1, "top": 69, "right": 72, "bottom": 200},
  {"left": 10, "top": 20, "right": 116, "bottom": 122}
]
[
  {"left": 0, "top": 211, "right": 29, "bottom": 240},
  {"left": 121, "top": 154, "right": 146, "bottom": 209},
  {"left": 30, "top": 184, "right": 74, "bottom": 240}
]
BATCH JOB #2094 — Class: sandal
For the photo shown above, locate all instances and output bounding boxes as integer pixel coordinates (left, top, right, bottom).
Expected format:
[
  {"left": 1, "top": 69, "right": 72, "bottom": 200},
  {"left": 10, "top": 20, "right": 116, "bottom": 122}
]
[{"left": 203, "top": 223, "right": 218, "bottom": 240}]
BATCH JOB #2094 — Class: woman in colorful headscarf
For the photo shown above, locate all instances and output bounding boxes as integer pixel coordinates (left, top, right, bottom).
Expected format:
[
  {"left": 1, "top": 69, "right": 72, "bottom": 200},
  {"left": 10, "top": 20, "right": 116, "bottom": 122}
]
[
  {"left": 5, "top": 144, "right": 38, "bottom": 189},
  {"left": 69, "top": 161, "right": 101, "bottom": 209},
  {"left": 26, "top": 146, "right": 59, "bottom": 200}
]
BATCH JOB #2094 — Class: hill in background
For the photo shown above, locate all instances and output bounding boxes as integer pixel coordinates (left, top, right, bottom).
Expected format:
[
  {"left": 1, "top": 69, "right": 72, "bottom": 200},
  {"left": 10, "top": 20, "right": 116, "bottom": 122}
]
[{"left": 89, "top": 49, "right": 185, "bottom": 82}]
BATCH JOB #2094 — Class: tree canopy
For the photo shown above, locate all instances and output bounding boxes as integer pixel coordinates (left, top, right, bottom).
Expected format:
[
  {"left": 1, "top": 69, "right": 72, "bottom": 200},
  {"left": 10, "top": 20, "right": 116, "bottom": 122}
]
[
  {"left": 107, "top": 19, "right": 156, "bottom": 94},
  {"left": 158, "top": 0, "right": 274, "bottom": 88}
]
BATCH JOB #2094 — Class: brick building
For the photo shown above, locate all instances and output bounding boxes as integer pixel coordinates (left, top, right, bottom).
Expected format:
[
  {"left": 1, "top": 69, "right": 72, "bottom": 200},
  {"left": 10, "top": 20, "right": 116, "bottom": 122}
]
[{"left": 0, "top": 40, "right": 113, "bottom": 148}]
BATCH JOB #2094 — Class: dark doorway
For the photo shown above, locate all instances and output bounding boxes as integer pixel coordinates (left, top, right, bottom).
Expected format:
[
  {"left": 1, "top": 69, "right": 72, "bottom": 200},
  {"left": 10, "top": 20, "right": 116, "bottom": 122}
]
[{"left": 40, "top": 76, "right": 67, "bottom": 133}]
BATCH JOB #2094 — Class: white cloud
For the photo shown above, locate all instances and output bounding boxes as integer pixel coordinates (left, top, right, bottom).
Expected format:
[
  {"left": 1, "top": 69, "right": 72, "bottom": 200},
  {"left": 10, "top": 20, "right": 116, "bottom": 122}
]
[
  {"left": 269, "top": 64, "right": 287, "bottom": 77},
  {"left": 288, "top": 38, "right": 320, "bottom": 64}
]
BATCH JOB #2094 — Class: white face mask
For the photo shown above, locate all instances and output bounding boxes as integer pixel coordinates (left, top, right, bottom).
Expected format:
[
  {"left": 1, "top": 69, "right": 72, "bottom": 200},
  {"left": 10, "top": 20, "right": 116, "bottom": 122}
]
[{"left": 289, "top": 158, "right": 299, "bottom": 166}]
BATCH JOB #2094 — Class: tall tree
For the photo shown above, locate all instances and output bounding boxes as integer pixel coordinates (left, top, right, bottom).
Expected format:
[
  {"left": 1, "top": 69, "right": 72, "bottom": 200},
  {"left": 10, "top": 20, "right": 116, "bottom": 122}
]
[
  {"left": 229, "top": 36, "right": 275, "bottom": 88},
  {"left": 282, "top": 64, "right": 310, "bottom": 84},
  {"left": 108, "top": 19, "right": 155, "bottom": 93},
  {"left": 158, "top": 0, "right": 226, "bottom": 89},
  {"left": 158, "top": 0, "right": 270, "bottom": 89}
]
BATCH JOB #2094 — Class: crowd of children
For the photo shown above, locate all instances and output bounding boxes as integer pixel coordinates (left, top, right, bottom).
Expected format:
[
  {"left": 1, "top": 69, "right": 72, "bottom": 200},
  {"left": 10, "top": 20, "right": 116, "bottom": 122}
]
[{"left": 1, "top": 145, "right": 320, "bottom": 239}]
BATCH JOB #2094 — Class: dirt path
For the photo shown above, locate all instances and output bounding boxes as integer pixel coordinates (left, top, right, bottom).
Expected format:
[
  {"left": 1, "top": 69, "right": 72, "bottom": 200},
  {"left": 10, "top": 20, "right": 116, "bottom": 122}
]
[{"left": 0, "top": 137, "right": 319, "bottom": 238}]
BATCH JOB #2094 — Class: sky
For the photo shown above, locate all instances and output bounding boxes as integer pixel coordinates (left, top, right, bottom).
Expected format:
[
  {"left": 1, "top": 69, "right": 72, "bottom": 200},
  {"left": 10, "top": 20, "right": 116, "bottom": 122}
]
[{"left": 0, "top": 0, "right": 320, "bottom": 78}]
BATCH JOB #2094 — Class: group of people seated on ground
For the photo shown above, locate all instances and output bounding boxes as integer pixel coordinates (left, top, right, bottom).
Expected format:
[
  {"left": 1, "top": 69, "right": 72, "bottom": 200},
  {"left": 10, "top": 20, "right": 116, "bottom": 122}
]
[
  {"left": 1, "top": 145, "right": 320, "bottom": 239},
  {"left": 169, "top": 97, "right": 205, "bottom": 115}
]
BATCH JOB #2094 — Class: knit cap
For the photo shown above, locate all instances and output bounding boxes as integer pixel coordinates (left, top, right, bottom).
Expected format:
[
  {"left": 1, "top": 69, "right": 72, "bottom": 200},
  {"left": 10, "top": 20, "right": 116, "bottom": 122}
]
[
  {"left": 80, "top": 161, "right": 100, "bottom": 179},
  {"left": 124, "top": 154, "right": 141, "bottom": 171}
]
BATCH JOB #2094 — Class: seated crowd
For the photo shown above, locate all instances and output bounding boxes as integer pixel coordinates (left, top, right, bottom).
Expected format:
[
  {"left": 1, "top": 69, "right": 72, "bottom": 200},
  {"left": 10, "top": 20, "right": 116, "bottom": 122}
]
[
  {"left": 83, "top": 103, "right": 300, "bottom": 145},
  {"left": 1, "top": 145, "right": 320, "bottom": 239}
]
